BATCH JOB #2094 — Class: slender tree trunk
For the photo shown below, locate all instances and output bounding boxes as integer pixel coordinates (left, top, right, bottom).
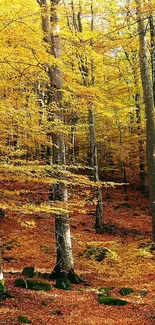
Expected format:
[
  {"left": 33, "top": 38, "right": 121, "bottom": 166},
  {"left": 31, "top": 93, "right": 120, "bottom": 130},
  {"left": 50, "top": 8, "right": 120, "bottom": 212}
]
[
  {"left": 37, "top": 0, "right": 81, "bottom": 282},
  {"left": 88, "top": 105, "right": 104, "bottom": 231},
  {"left": 148, "top": 6, "right": 155, "bottom": 104},
  {"left": 135, "top": 93, "right": 146, "bottom": 192},
  {"left": 70, "top": 112, "right": 78, "bottom": 164},
  {"left": 69, "top": 0, "right": 104, "bottom": 232},
  {"left": 88, "top": 1, "right": 104, "bottom": 232},
  {"left": 136, "top": 0, "right": 155, "bottom": 240},
  {"left": 0, "top": 252, "right": 4, "bottom": 288}
]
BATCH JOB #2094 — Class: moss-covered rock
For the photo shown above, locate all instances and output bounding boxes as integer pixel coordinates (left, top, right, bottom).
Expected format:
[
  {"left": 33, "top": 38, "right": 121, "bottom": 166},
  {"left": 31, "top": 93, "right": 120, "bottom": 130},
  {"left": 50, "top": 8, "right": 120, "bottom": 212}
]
[
  {"left": 84, "top": 245, "right": 110, "bottom": 262},
  {"left": 17, "top": 315, "right": 32, "bottom": 323},
  {"left": 119, "top": 287, "right": 134, "bottom": 295},
  {"left": 50, "top": 310, "right": 63, "bottom": 315},
  {"left": 56, "top": 278, "right": 72, "bottom": 290},
  {"left": 15, "top": 278, "right": 51, "bottom": 291},
  {"left": 22, "top": 267, "right": 35, "bottom": 278},
  {"left": 98, "top": 295, "right": 128, "bottom": 306},
  {"left": 98, "top": 287, "right": 115, "bottom": 296}
]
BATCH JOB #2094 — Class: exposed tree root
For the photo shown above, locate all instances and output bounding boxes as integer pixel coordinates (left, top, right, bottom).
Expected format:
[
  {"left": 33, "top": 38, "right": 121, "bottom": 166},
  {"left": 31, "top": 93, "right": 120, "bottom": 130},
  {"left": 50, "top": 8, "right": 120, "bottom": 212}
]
[{"left": 50, "top": 266, "right": 90, "bottom": 285}]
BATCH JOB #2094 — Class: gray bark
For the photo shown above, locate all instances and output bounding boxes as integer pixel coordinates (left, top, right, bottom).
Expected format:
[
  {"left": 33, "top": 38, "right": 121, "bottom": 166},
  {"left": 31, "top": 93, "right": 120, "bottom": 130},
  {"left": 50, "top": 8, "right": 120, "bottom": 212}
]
[{"left": 136, "top": 0, "right": 155, "bottom": 240}]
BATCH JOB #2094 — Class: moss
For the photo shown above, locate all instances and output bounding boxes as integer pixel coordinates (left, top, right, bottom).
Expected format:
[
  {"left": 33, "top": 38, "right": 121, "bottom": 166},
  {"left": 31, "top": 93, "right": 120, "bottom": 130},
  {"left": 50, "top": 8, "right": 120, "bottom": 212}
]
[
  {"left": 98, "top": 287, "right": 115, "bottom": 296},
  {"left": 17, "top": 315, "right": 32, "bottom": 323},
  {"left": 50, "top": 310, "right": 63, "bottom": 315},
  {"left": 14, "top": 278, "right": 51, "bottom": 291},
  {"left": 119, "top": 287, "right": 134, "bottom": 295},
  {"left": 84, "top": 245, "right": 110, "bottom": 262},
  {"left": 98, "top": 295, "right": 128, "bottom": 306},
  {"left": 22, "top": 267, "right": 35, "bottom": 278},
  {"left": 56, "top": 278, "right": 72, "bottom": 290},
  {"left": 41, "top": 300, "right": 47, "bottom": 306},
  {"left": 0, "top": 279, "right": 5, "bottom": 287}
]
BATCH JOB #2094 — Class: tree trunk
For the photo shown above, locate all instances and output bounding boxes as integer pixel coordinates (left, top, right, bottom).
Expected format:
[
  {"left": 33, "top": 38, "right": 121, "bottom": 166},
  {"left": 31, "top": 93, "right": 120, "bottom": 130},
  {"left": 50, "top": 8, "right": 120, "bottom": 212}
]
[
  {"left": 0, "top": 252, "right": 4, "bottom": 288},
  {"left": 135, "top": 93, "right": 146, "bottom": 192},
  {"left": 88, "top": 105, "right": 104, "bottom": 232},
  {"left": 38, "top": 0, "right": 81, "bottom": 282},
  {"left": 136, "top": 0, "right": 155, "bottom": 240},
  {"left": 149, "top": 6, "right": 155, "bottom": 104}
]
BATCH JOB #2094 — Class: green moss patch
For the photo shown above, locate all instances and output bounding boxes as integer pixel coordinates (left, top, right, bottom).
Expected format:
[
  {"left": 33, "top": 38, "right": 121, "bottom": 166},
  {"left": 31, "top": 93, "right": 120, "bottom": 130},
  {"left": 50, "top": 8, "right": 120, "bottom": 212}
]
[
  {"left": 119, "top": 287, "right": 134, "bottom": 295},
  {"left": 98, "top": 295, "right": 128, "bottom": 306},
  {"left": 17, "top": 315, "right": 32, "bottom": 323},
  {"left": 22, "top": 267, "right": 35, "bottom": 278},
  {"left": 84, "top": 245, "right": 110, "bottom": 262},
  {"left": 98, "top": 287, "right": 115, "bottom": 296},
  {"left": 50, "top": 310, "right": 63, "bottom": 315},
  {"left": 15, "top": 278, "right": 51, "bottom": 291},
  {"left": 56, "top": 278, "right": 72, "bottom": 290}
]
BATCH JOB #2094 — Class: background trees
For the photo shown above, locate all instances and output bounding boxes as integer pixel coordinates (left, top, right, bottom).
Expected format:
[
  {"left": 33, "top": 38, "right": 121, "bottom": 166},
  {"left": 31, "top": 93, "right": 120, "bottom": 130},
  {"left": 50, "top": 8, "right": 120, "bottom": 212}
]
[{"left": 0, "top": 0, "right": 155, "bottom": 287}]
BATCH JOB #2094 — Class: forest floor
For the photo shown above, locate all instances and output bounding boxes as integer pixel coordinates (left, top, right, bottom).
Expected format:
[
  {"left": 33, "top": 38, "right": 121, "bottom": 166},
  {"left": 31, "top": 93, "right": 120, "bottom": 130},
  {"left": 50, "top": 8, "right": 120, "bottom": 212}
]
[{"left": 0, "top": 177, "right": 155, "bottom": 325}]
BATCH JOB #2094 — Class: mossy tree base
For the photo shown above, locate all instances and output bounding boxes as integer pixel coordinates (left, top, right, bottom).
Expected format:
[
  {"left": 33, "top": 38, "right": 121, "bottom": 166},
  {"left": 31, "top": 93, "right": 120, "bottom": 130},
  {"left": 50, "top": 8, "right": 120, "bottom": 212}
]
[
  {"left": 51, "top": 266, "right": 89, "bottom": 285},
  {"left": 0, "top": 284, "right": 12, "bottom": 301}
]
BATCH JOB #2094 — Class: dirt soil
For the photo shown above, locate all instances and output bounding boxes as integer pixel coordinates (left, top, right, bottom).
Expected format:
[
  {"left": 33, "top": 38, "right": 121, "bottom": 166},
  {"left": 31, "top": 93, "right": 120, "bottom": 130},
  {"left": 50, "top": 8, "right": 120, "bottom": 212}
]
[{"left": 0, "top": 179, "right": 155, "bottom": 325}]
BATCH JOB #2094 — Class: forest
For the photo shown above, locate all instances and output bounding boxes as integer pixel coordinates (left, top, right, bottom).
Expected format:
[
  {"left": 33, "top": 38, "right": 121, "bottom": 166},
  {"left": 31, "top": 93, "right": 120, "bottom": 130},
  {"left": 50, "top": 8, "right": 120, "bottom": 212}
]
[{"left": 0, "top": 0, "right": 155, "bottom": 324}]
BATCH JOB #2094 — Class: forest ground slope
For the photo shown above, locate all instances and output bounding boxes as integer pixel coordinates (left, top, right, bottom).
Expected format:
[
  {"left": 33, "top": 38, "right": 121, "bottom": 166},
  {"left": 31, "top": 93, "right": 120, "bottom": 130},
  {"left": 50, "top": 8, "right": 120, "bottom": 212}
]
[{"left": 0, "top": 178, "right": 155, "bottom": 325}]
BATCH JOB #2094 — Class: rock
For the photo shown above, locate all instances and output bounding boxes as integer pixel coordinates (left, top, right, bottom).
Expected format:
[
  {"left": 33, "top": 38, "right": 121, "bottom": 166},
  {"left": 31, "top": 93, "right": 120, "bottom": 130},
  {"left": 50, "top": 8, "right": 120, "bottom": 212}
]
[
  {"left": 22, "top": 267, "right": 35, "bottom": 278},
  {"left": 56, "top": 278, "right": 72, "bottom": 290},
  {"left": 83, "top": 245, "right": 110, "bottom": 262},
  {"left": 98, "top": 287, "right": 115, "bottom": 296},
  {"left": 17, "top": 315, "right": 32, "bottom": 323},
  {"left": 3, "top": 257, "right": 14, "bottom": 262},
  {"left": 14, "top": 278, "right": 51, "bottom": 291},
  {"left": 119, "top": 287, "right": 134, "bottom": 295},
  {"left": 135, "top": 290, "right": 148, "bottom": 297},
  {"left": 98, "top": 295, "right": 128, "bottom": 306},
  {"left": 138, "top": 242, "right": 155, "bottom": 255},
  {"left": 50, "top": 310, "right": 63, "bottom": 315}
]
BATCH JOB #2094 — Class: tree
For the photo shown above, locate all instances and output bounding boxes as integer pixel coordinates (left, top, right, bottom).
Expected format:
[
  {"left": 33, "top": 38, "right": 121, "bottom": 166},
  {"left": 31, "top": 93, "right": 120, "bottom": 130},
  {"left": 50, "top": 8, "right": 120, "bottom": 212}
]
[
  {"left": 136, "top": 0, "right": 155, "bottom": 240},
  {"left": 0, "top": 251, "right": 4, "bottom": 289},
  {"left": 63, "top": 0, "right": 104, "bottom": 232},
  {"left": 37, "top": 0, "right": 83, "bottom": 282}
]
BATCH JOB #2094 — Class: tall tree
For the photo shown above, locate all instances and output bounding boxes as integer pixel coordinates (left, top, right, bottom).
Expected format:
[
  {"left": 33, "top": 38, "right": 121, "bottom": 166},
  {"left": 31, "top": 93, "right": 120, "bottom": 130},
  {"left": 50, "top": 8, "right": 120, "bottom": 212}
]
[
  {"left": 136, "top": 0, "right": 155, "bottom": 240},
  {"left": 37, "top": 0, "right": 82, "bottom": 282},
  {"left": 148, "top": 0, "right": 155, "bottom": 104},
  {"left": 0, "top": 252, "right": 4, "bottom": 289},
  {"left": 68, "top": 0, "right": 104, "bottom": 232}
]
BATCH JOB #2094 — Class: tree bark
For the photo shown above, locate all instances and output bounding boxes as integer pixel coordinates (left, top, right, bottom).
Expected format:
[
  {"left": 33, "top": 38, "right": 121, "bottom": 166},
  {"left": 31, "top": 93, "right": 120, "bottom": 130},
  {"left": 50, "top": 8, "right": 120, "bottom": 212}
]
[{"left": 136, "top": 0, "right": 155, "bottom": 240}]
